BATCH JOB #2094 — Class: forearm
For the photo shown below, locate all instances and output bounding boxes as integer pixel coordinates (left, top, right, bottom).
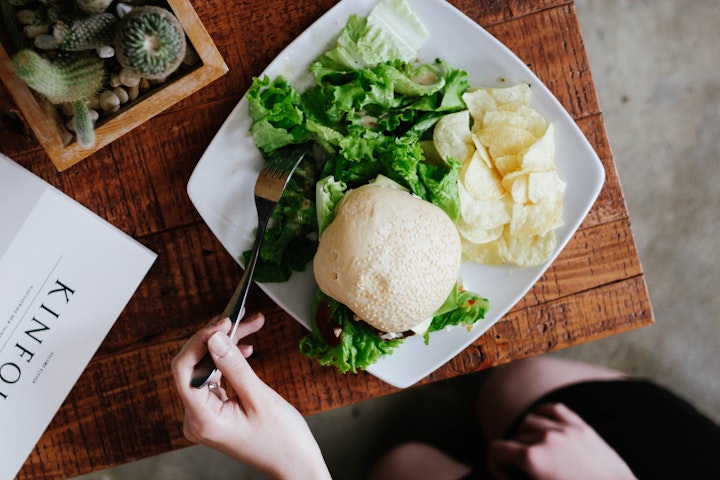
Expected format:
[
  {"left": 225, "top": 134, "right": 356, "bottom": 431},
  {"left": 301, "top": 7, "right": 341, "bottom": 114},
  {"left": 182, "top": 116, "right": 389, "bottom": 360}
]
[{"left": 263, "top": 445, "right": 332, "bottom": 480}]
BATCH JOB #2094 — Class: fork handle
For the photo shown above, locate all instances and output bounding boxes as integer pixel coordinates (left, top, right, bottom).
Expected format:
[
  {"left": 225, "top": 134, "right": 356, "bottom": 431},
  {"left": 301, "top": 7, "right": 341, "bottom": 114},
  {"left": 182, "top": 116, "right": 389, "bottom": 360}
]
[
  {"left": 190, "top": 220, "right": 268, "bottom": 388},
  {"left": 223, "top": 219, "right": 267, "bottom": 338}
]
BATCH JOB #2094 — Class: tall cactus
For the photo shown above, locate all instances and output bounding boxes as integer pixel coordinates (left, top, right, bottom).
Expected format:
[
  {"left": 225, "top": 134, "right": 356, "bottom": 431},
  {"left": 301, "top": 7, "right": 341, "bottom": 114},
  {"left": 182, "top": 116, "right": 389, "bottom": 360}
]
[
  {"left": 114, "top": 6, "right": 186, "bottom": 79},
  {"left": 12, "top": 49, "right": 105, "bottom": 104},
  {"left": 53, "top": 12, "right": 117, "bottom": 51},
  {"left": 72, "top": 100, "right": 95, "bottom": 147}
]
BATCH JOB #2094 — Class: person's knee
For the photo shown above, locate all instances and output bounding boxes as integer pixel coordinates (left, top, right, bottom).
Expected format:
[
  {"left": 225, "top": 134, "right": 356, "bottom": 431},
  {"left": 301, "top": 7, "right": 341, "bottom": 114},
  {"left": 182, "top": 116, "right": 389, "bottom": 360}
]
[
  {"left": 368, "top": 441, "right": 472, "bottom": 480},
  {"left": 369, "top": 442, "right": 436, "bottom": 479},
  {"left": 378, "top": 441, "right": 433, "bottom": 465},
  {"left": 475, "top": 356, "right": 626, "bottom": 439}
]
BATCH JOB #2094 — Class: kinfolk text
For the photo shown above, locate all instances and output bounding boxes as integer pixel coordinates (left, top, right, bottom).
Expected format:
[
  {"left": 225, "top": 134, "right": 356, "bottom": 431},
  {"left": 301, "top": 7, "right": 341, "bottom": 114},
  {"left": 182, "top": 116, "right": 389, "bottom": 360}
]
[{"left": 0, "top": 280, "right": 75, "bottom": 400}]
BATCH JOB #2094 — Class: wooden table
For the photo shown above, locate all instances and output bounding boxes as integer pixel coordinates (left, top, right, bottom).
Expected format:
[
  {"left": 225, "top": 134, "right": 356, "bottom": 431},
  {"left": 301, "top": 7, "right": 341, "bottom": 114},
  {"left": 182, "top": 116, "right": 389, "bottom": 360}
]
[{"left": 0, "top": 1, "right": 654, "bottom": 478}]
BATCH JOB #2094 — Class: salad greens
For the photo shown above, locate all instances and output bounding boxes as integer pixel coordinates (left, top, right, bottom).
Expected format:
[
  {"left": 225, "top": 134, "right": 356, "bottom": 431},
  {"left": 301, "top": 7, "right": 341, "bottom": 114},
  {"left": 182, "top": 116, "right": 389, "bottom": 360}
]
[
  {"left": 300, "top": 291, "right": 405, "bottom": 375},
  {"left": 244, "top": 0, "right": 490, "bottom": 373}
]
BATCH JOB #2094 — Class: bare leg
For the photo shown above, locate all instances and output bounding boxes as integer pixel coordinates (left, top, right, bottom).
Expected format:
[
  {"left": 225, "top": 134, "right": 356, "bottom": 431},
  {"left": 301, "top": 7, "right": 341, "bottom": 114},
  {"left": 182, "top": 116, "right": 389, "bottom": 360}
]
[
  {"left": 475, "top": 355, "right": 627, "bottom": 440},
  {"left": 367, "top": 441, "right": 473, "bottom": 480}
]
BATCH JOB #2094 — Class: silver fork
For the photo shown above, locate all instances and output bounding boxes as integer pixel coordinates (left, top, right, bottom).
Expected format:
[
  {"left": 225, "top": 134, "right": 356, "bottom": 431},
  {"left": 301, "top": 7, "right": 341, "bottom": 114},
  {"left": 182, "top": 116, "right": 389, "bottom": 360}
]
[{"left": 191, "top": 145, "right": 307, "bottom": 388}]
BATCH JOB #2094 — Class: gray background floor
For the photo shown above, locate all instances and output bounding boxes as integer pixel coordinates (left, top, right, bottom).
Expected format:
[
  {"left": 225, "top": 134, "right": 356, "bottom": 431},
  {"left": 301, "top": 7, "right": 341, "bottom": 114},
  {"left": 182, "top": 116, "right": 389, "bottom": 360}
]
[{"left": 72, "top": 1, "right": 720, "bottom": 478}]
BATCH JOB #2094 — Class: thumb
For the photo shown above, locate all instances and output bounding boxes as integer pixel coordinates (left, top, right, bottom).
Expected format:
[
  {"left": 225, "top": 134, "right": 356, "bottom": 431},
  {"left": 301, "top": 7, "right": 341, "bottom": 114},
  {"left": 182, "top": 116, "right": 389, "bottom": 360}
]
[{"left": 208, "top": 331, "right": 264, "bottom": 401}]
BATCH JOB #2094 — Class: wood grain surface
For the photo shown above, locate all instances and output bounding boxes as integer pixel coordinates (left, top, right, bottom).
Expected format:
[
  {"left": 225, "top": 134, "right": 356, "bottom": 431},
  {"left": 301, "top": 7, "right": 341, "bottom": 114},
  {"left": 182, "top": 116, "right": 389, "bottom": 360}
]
[{"left": 0, "top": 0, "right": 654, "bottom": 478}]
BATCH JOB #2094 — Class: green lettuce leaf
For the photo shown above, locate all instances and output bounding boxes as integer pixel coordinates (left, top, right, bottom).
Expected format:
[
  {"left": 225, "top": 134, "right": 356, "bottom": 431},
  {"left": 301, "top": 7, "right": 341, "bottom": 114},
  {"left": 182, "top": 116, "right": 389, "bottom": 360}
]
[
  {"left": 299, "top": 284, "right": 490, "bottom": 373},
  {"left": 299, "top": 293, "right": 403, "bottom": 374},
  {"left": 243, "top": 152, "right": 318, "bottom": 283},
  {"left": 315, "top": 175, "right": 347, "bottom": 235},
  {"left": 418, "top": 156, "right": 462, "bottom": 221},
  {"left": 425, "top": 284, "right": 491, "bottom": 344},
  {"left": 310, "top": 0, "right": 428, "bottom": 79},
  {"left": 247, "top": 75, "right": 310, "bottom": 154}
]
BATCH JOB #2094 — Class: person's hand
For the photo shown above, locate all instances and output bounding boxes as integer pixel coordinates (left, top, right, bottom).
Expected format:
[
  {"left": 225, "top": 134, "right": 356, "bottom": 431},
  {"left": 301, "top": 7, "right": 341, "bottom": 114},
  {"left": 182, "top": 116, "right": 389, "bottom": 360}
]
[
  {"left": 487, "top": 402, "right": 637, "bottom": 480},
  {"left": 171, "top": 313, "right": 331, "bottom": 480}
]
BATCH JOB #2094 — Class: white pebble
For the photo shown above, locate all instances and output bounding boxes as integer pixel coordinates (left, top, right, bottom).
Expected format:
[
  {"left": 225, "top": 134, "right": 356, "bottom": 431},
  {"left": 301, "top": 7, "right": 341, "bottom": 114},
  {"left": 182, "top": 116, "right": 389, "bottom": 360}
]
[
  {"left": 109, "top": 73, "right": 122, "bottom": 88},
  {"left": 113, "top": 87, "right": 129, "bottom": 104},
  {"left": 116, "top": 2, "right": 133, "bottom": 18},
  {"left": 126, "top": 85, "right": 139, "bottom": 101},
  {"left": 77, "top": 0, "right": 113, "bottom": 14},
  {"left": 96, "top": 45, "right": 114, "bottom": 58},
  {"left": 23, "top": 24, "right": 48, "bottom": 38},
  {"left": 87, "top": 95, "right": 100, "bottom": 110},
  {"left": 64, "top": 109, "right": 99, "bottom": 131},
  {"left": 34, "top": 34, "right": 57, "bottom": 50},
  {"left": 60, "top": 126, "right": 74, "bottom": 146},
  {"left": 99, "top": 90, "right": 120, "bottom": 113},
  {"left": 138, "top": 78, "right": 151, "bottom": 92},
  {"left": 119, "top": 67, "right": 141, "bottom": 87},
  {"left": 16, "top": 9, "right": 35, "bottom": 25}
]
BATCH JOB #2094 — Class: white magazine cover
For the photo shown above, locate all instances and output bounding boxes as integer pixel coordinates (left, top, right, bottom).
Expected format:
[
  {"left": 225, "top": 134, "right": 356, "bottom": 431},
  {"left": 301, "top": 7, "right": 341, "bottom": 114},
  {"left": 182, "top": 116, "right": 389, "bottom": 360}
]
[{"left": 0, "top": 154, "right": 157, "bottom": 480}]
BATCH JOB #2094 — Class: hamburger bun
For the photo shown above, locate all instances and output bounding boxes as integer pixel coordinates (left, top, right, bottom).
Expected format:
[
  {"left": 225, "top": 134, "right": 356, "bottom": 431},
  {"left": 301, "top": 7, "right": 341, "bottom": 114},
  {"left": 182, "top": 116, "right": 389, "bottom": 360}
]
[{"left": 313, "top": 184, "right": 461, "bottom": 333}]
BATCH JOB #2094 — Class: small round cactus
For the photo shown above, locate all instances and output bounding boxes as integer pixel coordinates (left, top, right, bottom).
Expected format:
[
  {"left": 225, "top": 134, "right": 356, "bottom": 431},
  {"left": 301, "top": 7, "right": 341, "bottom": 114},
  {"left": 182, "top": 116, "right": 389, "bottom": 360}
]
[
  {"left": 114, "top": 6, "right": 186, "bottom": 79},
  {"left": 12, "top": 49, "right": 106, "bottom": 104},
  {"left": 74, "top": 0, "right": 113, "bottom": 15}
]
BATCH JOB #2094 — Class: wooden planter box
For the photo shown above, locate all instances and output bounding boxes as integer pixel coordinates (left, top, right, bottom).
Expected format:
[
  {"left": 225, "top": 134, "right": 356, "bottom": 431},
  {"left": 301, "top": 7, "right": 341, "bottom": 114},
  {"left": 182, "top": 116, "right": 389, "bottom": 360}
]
[{"left": 0, "top": 0, "right": 227, "bottom": 171}]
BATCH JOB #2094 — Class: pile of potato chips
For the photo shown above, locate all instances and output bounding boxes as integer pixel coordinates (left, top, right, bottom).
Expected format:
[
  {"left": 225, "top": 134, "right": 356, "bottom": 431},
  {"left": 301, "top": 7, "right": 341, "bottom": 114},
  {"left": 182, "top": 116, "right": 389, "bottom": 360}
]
[{"left": 434, "top": 84, "right": 566, "bottom": 267}]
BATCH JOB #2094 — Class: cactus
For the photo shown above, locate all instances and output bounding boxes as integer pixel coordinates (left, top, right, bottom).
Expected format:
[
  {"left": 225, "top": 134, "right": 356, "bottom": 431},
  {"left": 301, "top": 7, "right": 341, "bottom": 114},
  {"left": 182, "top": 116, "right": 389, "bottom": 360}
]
[
  {"left": 53, "top": 12, "right": 117, "bottom": 51},
  {"left": 74, "top": 0, "right": 113, "bottom": 15},
  {"left": 32, "top": 2, "right": 62, "bottom": 25},
  {"left": 72, "top": 100, "right": 95, "bottom": 147},
  {"left": 114, "top": 6, "right": 186, "bottom": 79},
  {"left": 12, "top": 49, "right": 105, "bottom": 104}
]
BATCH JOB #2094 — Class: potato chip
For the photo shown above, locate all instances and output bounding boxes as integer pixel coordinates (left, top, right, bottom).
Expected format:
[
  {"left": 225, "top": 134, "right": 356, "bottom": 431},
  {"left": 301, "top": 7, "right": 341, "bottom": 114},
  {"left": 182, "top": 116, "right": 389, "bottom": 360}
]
[
  {"left": 470, "top": 135, "right": 493, "bottom": 169},
  {"left": 527, "top": 170, "right": 566, "bottom": 204},
  {"left": 516, "top": 107, "right": 548, "bottom": 138},
  {"left": 504, "top": 230, "right": 557, "bottom": 267},
  {"left": 477, "top": 125, "right": 537, "bottom": 158},
  {"left": 461, "top": 151, "right": 504, "bottom": 200},
  {"left": 510, "top": 199, "right": 563, "bottom": 237},
  {"left": 461, "top": 238, "right": 507, "bottom": 265},
  {"left": 483, "top": 106, "right": 546, "bottom": 137},
  {"left": 487, "top": 84, "right": 532, "bottom": 111},
  {"left": 519, "top": 123, "right": 555, "bottom": 171},
  {"left": 435, "top": 84, "right": 565, "bottom": 268},
  {"left": 462, "top": 88, "right": 496, "bottom": 122},
  {"left": 457, "top": 218, "right": 504, "bottom": 244},
  {"left": 493, "top": 154, "right": 520, "bottom": 176},
  {"left": 458, "top": 183, "right": 512, "bottom": 228},
  {"left": 433, "top": 110, "right": 474, "bottom": 164},
  {"left": 501, "top": 171, "right": 529, "bottom": 204},
  {"left": 482, "top": 110, "right": 520, "bottom": 129}
]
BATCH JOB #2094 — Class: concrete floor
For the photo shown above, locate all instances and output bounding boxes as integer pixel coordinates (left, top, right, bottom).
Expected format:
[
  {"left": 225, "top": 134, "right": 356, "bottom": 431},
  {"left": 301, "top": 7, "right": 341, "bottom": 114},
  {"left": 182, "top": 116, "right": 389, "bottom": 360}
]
[{"left": 72, "top": 1, "right": 720, "bottom": 478}]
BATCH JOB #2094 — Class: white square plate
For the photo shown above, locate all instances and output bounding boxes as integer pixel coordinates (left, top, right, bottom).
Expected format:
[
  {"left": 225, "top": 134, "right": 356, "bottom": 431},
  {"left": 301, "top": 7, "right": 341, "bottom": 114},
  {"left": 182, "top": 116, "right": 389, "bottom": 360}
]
[{"left": 187, "top": 0, "right": 605, "bottom": 388}]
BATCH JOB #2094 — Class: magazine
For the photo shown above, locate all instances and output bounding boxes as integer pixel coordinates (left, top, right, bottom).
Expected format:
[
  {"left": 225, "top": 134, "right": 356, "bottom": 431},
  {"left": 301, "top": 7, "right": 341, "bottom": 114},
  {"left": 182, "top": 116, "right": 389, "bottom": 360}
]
[{"left": 0, "top": 154, "right": 157, "bottom": 480}]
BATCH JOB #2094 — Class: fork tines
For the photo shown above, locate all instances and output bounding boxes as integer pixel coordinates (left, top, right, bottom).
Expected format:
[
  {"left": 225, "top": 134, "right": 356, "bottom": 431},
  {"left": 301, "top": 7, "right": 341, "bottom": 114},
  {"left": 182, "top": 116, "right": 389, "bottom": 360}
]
[{"left": 263, "top": 145, "right": 306, "bottom": 178}]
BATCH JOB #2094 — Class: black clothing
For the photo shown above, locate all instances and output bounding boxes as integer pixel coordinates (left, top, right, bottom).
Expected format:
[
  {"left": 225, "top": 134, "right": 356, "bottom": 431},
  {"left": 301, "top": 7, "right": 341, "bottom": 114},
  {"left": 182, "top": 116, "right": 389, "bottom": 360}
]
[{"left": 462, "top": 379, "right": 720, "bottom": 479}]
